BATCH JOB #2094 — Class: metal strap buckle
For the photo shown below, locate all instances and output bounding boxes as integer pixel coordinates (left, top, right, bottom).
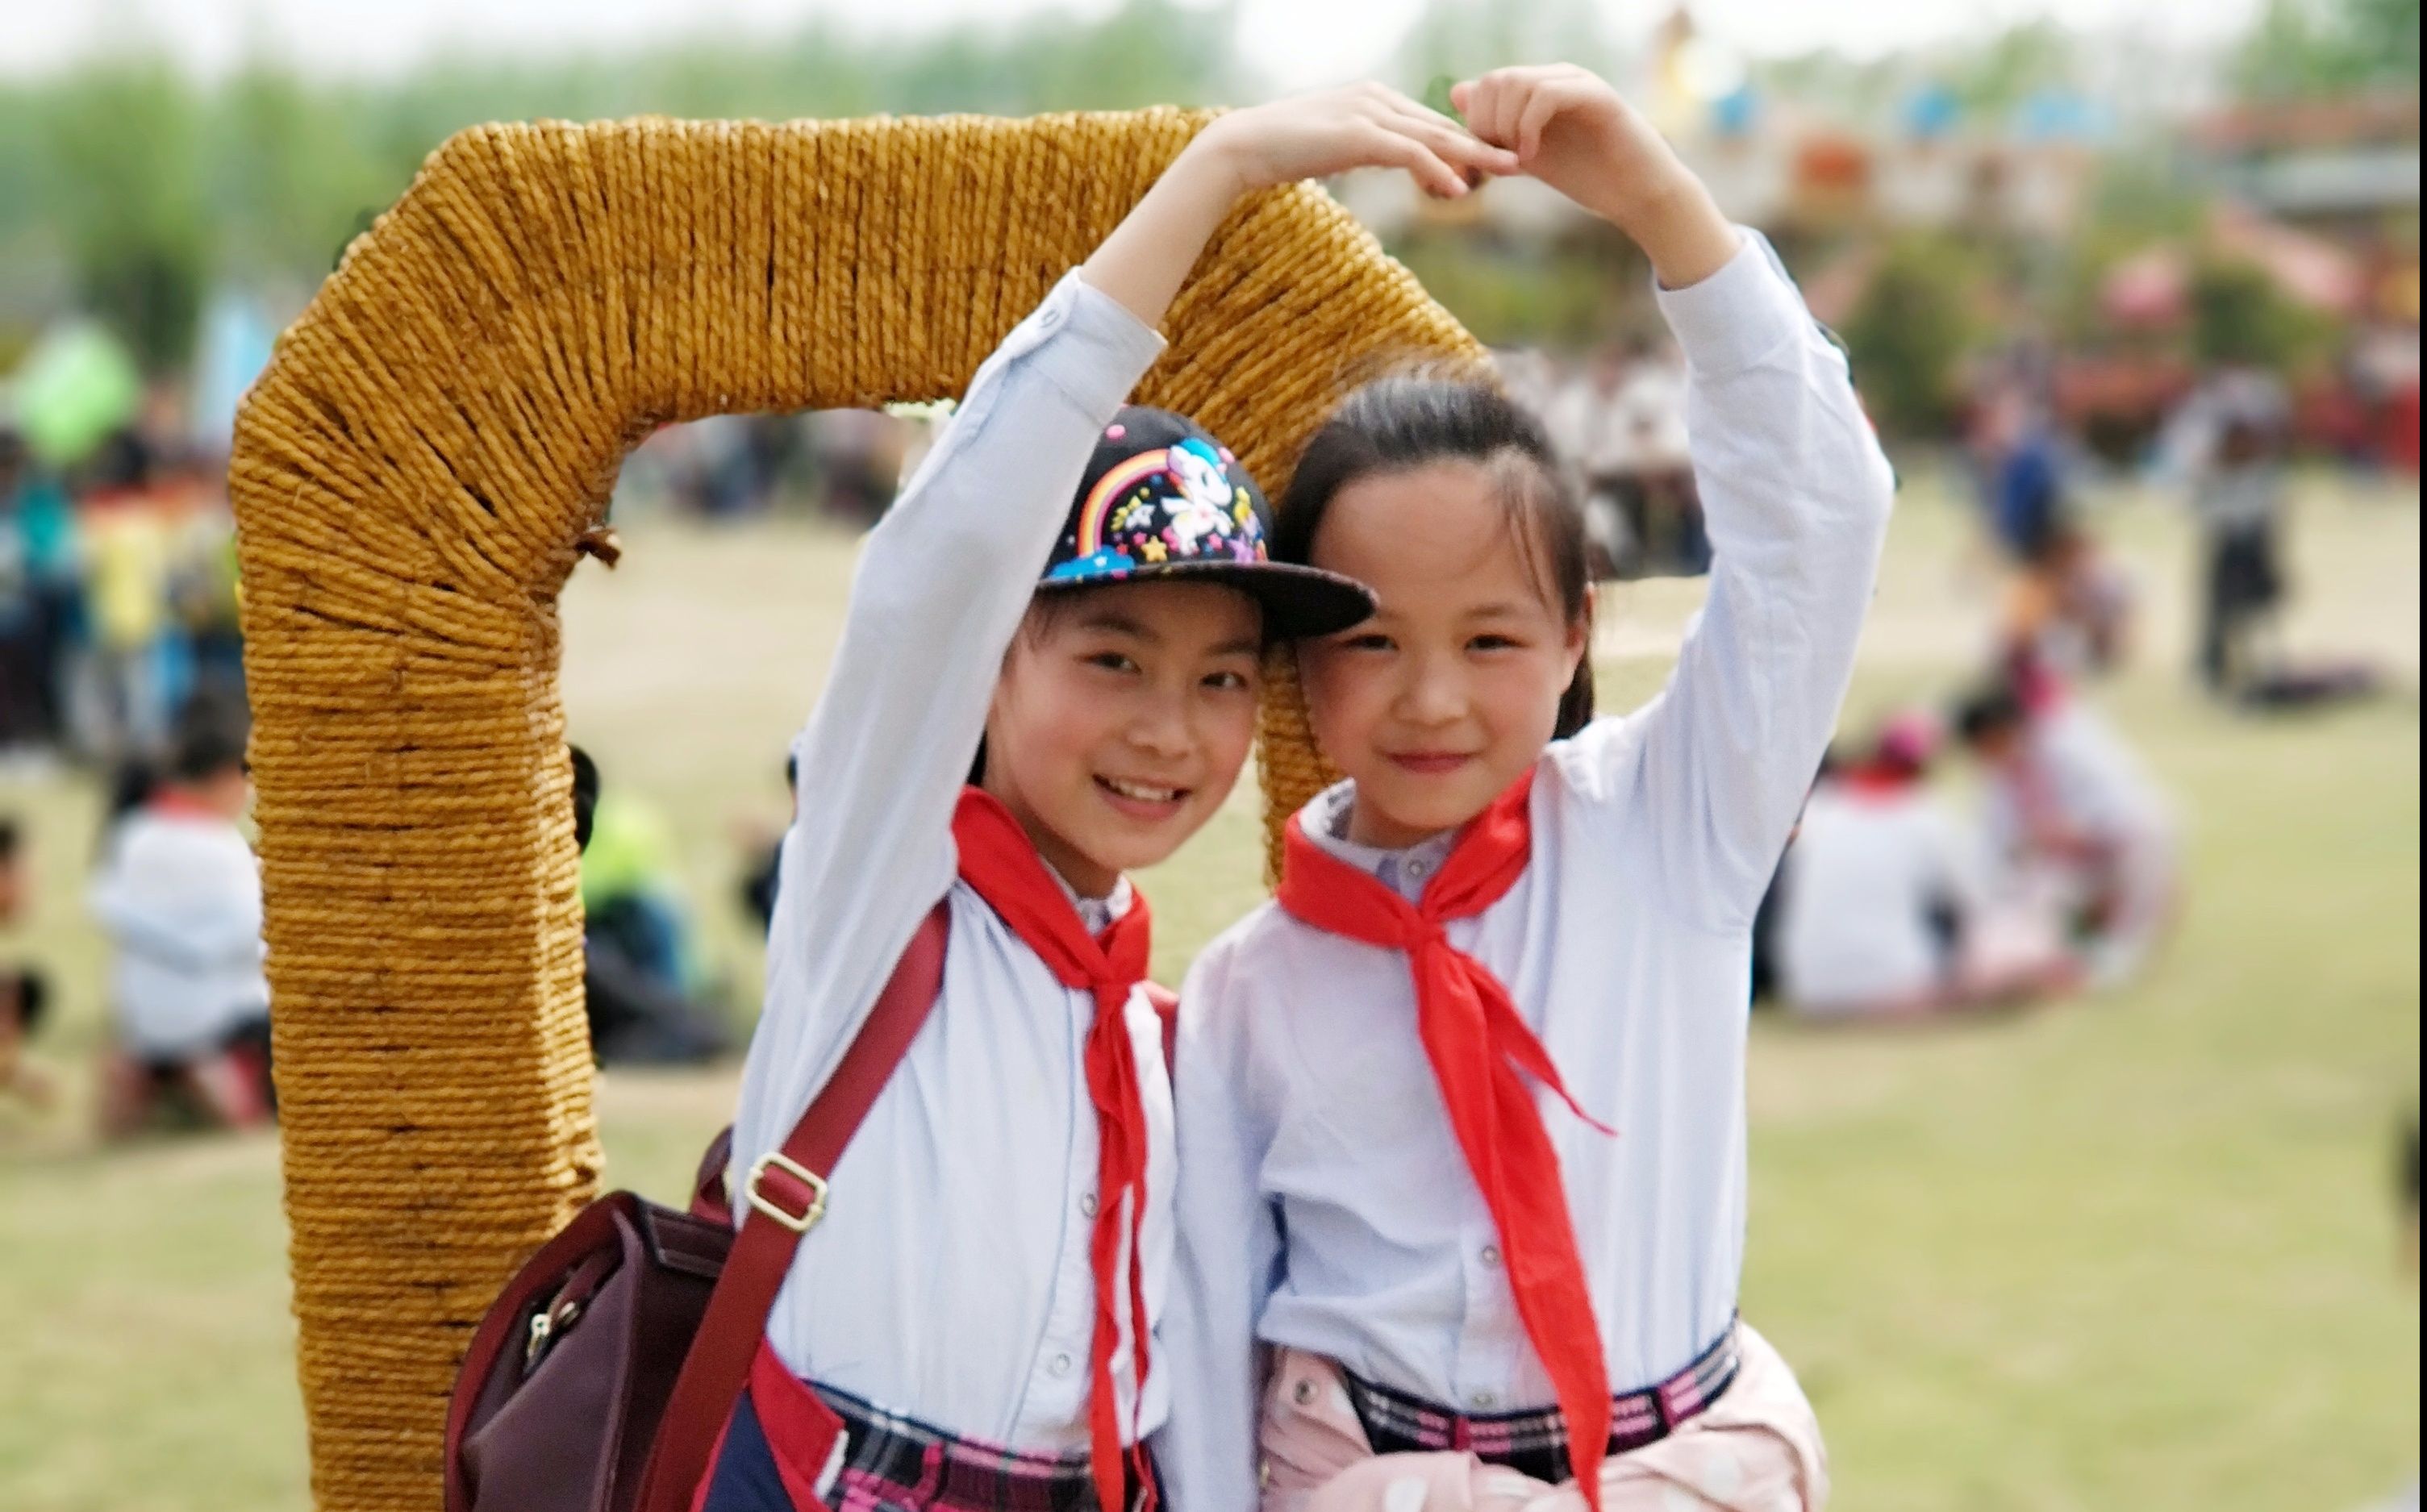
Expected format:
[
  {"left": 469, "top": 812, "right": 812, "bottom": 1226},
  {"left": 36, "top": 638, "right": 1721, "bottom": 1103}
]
[{"left": 744, "top": 1152, "right": 829, "bottom": 1235}]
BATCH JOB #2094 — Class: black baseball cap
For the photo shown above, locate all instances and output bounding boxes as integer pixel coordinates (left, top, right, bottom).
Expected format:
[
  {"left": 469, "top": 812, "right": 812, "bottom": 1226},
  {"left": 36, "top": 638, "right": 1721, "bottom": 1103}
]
[{"left": 1039, "top": 407, "right": 1373, "bottom": 638}]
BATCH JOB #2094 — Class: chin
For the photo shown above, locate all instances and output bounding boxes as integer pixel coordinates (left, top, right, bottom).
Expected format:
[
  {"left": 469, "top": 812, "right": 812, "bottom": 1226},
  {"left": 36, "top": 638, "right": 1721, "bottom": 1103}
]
[{"left": 1061, "top": 809, "right": 1199, "bottom": 881}]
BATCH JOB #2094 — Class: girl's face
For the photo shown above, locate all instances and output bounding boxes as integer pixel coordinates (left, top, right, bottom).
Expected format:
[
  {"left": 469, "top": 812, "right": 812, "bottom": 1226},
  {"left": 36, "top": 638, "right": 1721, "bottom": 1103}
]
[
  {"left": 984, "top": 579, "right": 1264, "bottom": 898},
  {"left": 1298, "top": 460, "right": 1587, "bottom": 851}
]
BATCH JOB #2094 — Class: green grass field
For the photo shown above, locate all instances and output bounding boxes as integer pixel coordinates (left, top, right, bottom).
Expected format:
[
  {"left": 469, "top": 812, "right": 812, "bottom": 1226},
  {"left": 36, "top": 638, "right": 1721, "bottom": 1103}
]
[{"left": 0, "top": 471, "right": 2417, "bottom": 1511}]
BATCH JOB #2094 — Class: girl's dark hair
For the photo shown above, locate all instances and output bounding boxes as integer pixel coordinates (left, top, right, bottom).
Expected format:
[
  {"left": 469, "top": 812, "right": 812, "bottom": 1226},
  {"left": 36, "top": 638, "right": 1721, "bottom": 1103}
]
[{"left": 1274, "top": 374, "right": 1595, "bottom": 739}]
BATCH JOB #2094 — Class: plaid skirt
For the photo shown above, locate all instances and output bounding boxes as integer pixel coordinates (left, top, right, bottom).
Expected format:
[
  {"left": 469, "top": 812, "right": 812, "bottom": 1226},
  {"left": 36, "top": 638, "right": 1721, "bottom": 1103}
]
[{"left": 698, "top": 1352, "right": 1161, "bottom": 1512}]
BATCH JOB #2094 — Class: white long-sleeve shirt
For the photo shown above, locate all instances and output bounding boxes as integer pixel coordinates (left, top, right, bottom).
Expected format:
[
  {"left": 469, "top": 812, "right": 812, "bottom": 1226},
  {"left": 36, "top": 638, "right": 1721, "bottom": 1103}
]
[
  {"left": 728, "top": 272, "right": 1178, "bottom": 1449},
  {"left": 89, "top": 803, "right": 270, "bottom": 1060},
  {"left": 1158, "top": 234, "right": 1895, "bottom": 1511}
]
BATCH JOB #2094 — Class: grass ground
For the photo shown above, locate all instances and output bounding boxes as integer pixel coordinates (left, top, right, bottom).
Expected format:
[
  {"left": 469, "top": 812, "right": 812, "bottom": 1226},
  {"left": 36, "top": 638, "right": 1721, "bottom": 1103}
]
[{"left": 0, "top": 470, "right": 2417, "bottom": 1511}]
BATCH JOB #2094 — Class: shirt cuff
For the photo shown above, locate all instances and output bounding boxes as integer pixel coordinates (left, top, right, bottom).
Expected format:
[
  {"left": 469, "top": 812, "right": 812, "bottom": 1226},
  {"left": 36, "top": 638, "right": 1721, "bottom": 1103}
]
[
  {"left": 1031, "top": 269, "right": 1170, "bottom": 417},
  {"left": 1653, "top": 228, "right": 1813, "bottom": 381}
]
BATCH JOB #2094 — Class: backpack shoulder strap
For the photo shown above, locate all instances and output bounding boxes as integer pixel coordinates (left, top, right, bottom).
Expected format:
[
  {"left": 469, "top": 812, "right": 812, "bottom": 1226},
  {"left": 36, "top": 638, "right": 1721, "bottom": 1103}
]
[{"left": 640, "top": 898, "right": 950, "bottom": 1512}]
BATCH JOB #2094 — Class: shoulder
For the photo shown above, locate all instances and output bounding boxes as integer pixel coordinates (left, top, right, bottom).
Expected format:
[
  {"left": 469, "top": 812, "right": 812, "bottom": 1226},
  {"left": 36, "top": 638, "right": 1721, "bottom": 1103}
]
[
  {"left": 1542, "top": 707, "right": 1657, "bottom": 810},
  {"left": 1181, "top": 900, "right": 1291, "bottom": 1003}
]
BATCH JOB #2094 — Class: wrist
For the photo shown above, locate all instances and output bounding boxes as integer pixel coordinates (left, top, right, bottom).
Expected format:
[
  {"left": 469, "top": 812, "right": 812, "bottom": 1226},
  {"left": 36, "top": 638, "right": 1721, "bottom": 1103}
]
[
  {"left": 1602, "top": 173, "right": 1736, "bottom": 289},
  {"left": 1173, "top": 124, "right": 1256, "bottom": 204}
]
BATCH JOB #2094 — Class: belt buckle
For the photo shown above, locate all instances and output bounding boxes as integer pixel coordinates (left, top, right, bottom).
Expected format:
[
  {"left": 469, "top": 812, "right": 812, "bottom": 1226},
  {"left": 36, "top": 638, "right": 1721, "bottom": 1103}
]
[{"left": 744, "top": 1151, "right": 830, "bottom": 1234}]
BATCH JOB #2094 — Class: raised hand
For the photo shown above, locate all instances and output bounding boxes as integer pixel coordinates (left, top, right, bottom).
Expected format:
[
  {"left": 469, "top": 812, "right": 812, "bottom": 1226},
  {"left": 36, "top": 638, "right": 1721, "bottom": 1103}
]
[
  {"left": 1192, "top": 82, "right": 1521, "bottom": 201},
  {"left": 1082, "top": 83, "right": 1516, "bottom": 329},
  {"left": 1452, "top": 65, "right": 1737, "bottom": 289}
]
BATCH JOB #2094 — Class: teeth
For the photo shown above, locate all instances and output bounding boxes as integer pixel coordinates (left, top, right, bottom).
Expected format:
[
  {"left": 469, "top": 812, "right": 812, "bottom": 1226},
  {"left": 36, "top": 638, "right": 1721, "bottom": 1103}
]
[{"left": 1101, "top": 777, "right": 1182, "bottom": 803}]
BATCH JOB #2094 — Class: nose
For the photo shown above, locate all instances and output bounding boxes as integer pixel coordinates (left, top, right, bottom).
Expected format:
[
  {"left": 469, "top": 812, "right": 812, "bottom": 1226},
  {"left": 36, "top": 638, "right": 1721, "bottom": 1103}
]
[
  {"left": 1127, "top": 683, "right": 1195, "bottom": 762},
  {"left": 1395, "top": 648, "right": 1468, "bottom": 728}
]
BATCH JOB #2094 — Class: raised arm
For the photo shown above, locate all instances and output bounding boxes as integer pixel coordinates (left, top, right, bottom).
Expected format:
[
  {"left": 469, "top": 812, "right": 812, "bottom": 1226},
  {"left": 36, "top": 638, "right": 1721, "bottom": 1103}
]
[
  {"left": 733, "top": 87, "right": 1520, "bottom": 1174},
  {"left": 1616, "top": 235, "right": 1895, "bottom": 930},
  {"left": 1457, "top": 66, "right": 1894, "bottom": 932}
]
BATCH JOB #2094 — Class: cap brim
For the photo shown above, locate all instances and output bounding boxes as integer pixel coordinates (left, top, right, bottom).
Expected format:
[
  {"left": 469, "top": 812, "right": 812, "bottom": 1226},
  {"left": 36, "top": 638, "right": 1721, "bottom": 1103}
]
[{"left": 1038, "top": 559, "right": 1374, "bottom": 638}]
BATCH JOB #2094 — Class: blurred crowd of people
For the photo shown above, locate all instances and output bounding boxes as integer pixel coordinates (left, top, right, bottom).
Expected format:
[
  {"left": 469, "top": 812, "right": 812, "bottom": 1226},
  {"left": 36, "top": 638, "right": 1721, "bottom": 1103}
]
[
  {"left": 1502, "top": 337, "right": 1708, "bottom": 580},
  {"left": 0, "top": 423, "right": 245, "bottom": 768},
  {"left": 1748, "top": 328, "right": 2412, "bottom": 1025}
]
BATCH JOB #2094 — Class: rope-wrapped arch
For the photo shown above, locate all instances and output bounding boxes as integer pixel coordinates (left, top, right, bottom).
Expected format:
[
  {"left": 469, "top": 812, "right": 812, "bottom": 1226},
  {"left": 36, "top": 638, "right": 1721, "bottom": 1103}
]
[{"left": 229, "top": 109, "right": 1476, "bottom": 1510}]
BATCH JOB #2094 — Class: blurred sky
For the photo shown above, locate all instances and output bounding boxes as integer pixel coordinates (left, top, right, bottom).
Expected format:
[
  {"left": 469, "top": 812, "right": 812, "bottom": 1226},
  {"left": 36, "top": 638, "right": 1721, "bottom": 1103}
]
[{"left": 14, "top": 0, "right": 2268, "bottom": 89}]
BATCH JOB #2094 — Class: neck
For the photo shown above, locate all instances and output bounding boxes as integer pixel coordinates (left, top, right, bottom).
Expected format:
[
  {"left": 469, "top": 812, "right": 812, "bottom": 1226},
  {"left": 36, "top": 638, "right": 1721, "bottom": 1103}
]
[
  {"left": 978, "top": 773, "right": 1119, "bottom": 901},
  {"left": 1342, "top": 791, "right": 1461, "bottom": 852}
]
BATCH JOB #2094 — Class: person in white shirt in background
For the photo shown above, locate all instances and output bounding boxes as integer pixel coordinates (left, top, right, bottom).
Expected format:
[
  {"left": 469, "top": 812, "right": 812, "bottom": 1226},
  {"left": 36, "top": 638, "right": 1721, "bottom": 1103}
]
[
  {"left": 1776, "top": 712, "right": 2079, "bottom": 1022},
  {"left": 2162, "top": 366, "right": 2290, "bottom": 697},
  {"left": 88, "top": 703, "right": 273, "bottom": 1137},
  {"left": 711, "top": 87, "right": 1516, "bottom": 1512},
  {"left": 1952, "top": 673, "right": 2179, "bottom": 992},
  {"left": 1164, "top": 65, "right": 1894, "bottom": 1512}
]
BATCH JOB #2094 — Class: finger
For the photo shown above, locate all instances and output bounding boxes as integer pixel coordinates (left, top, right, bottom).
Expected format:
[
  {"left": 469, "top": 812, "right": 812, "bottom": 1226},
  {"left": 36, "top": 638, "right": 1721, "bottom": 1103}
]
[
  {"left": 1376, "top": 96, "right": 1521, "bottom": 177},
  {"left": 1474, "top": 69, "right": 1536, "bottom": 151},
  {"left": 1460, "top": 73, "right": 1512, "bottom": 149},
  {"left": 1366, "top": 128, "right": 1470, "bottom": 198},
  {"left": 1449, "top": 80, "right": 1474, "bottom": 118},
  {"left": 1517, "top": 81, "right": 1574, "bottom": 163}
]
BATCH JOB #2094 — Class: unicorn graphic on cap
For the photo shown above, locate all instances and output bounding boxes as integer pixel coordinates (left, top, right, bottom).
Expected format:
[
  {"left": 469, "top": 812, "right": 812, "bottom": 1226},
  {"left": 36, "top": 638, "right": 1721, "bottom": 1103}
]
[{"left": 1163, "top": 437, "right": 1240, "bottom": 557}]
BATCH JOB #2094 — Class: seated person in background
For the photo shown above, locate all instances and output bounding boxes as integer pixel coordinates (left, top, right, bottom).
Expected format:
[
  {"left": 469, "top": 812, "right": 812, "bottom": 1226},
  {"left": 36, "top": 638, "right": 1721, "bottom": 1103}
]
[
  {"left": 88, "top": 708, "right": 273, "bottom": 1136},
  {"left": 737, "top": 752, "right": 795, "bottom": 935},
  {"left": 1777, "top": 713, "right": 2076, "bottom": 1020},
  {"left": 571, "top": 746, "right": 728, "bottom": 1066},
  {"left": 1, "top": 818, "right": 58, "bottom": 1110},
  {"left": 1954, "top": 672, "right": 2179, "bottom": 990}
]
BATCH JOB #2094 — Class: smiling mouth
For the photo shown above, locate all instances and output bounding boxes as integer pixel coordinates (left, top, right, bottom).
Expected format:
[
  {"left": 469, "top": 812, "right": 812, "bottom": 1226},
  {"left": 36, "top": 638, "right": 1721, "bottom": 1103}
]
[{"left": 1095, "top": 774, "right": 1191, "bottom": 815}]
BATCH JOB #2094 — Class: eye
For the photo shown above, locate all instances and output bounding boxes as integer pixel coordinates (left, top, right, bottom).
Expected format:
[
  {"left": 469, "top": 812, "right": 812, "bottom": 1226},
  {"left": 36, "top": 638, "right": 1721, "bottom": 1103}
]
[
  {"left": 1338, "top": 631, "right": 1395, "bottom": 652},
  {"left": 1467, "top": 633, "right": 1524, "bottom": 652},
  {"left": 1203, "top": 668, "right": 1257, "bottom": 692},
  {"left": 1085, "top": 650, "right": 1140, "bottom": 674}
]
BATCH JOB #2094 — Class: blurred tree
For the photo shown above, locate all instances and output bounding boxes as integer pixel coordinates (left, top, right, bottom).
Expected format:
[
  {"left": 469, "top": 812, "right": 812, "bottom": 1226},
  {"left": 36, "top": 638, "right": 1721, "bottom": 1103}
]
[
  {"left": 1943, "top": 20, "right": 2082, "bottom": 118},
  {"left": 1391, "top": 226, "right": 1638, "bottom": 350},
  {"left": 1840, "top": 232, "right": 1984, "bottom": 439},
  {"left": 2188, "top": 254, "right": 2337, "bottom": 372},
  {"left": 39, "top": 58, "right": 210, "bottom": 373},
  {"left": 211, "top": 67, "right": 396, "bottom": 285},
  {"left": 0, "top": 0, "right": 1260, "bottom": 371},
  {"left": 2233, "top": 0, "right": 2421, "bottom": 97},
  {"left": 1391, "top": 0, "right": 1622, "bottom": 95}
]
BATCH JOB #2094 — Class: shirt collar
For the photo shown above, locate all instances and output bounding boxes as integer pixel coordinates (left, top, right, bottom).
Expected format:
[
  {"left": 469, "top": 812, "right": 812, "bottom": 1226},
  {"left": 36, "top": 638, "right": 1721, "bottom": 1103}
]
[
  {"left": 1301, "top": 781, "right": 1461, "bottom": 904},
  {"left": 1044, "top": 860, "right": 1133, "bottom": 936}
]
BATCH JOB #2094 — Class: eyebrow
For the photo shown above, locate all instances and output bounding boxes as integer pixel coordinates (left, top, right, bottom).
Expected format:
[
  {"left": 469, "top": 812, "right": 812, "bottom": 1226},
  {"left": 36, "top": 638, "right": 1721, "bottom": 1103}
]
[
  {"left": 1080, "top": 613, "right": 1260, "bottom": 660},
  {"left": 1078, "top": 610, "right": 1161, "bottom": 645}
]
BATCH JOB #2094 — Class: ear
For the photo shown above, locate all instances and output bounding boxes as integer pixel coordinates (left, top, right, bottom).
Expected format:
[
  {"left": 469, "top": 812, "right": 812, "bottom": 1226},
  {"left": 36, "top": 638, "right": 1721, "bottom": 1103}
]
[{"left": 1566, "top": 583, "right": 1598, "bottom": 673}]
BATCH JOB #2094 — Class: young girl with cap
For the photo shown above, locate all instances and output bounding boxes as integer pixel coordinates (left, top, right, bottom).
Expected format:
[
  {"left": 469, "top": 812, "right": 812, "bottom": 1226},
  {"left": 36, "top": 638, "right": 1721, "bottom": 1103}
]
[
  {"left": 709, "top": 87, "right": 1517, "bottom": 1512},
  {"left": 1161, "top": 68, "right": 1896, "bottom": 1512}
]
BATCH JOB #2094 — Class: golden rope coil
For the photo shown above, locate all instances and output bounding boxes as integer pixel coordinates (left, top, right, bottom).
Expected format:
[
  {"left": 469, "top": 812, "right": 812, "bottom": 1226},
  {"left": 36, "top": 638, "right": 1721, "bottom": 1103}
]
[{"left": 230, "top": 109, "right": 1478, "bottom": 1510}]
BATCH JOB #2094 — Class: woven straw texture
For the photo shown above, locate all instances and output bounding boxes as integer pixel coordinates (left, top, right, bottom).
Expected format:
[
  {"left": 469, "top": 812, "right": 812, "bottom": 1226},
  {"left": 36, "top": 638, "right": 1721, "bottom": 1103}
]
[{"left": 227, "top": 110, "right": 1478, "bottom": 1510}]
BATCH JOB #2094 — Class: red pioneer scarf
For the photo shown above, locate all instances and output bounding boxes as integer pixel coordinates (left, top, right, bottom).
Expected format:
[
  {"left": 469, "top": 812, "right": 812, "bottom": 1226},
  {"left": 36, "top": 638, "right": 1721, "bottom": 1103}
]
[
  {"left": 953, "top": 788, "right": 1156, "bottom": 1512},
  {"left": 1276, "top": 772, "right": 1616, "bottom": 1508}
]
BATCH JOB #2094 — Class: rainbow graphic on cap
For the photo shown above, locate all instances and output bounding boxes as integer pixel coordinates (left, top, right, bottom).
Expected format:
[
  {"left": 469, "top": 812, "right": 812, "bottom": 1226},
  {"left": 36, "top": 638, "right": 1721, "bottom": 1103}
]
[{"left": 1074, "top": 448, "right": 1178, "bottom": 557}]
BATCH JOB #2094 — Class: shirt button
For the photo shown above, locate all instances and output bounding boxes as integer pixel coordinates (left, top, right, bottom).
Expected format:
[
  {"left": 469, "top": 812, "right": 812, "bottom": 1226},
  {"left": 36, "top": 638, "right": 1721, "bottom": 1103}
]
[
  {"left": 1470, "top": 1389, "right": 1497, "bottom": 1410},
  {"left": 1050, "top": 1353, "right": 1074, "bottom": 1377},
  {"left": 1080, "top": 1193, "right": 1099, "bottom": 1218},
  {"left": 1479, "top": 1244, "right": 1501, "bottom": 1268},
  {"left": 1037, "top": 304, "right": 1063, "bottom": 331},
  {"left": 1407, "top": 859, "right": 1429, "bottom": 878}
]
